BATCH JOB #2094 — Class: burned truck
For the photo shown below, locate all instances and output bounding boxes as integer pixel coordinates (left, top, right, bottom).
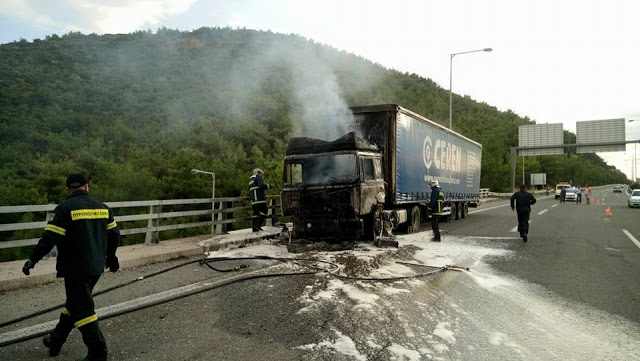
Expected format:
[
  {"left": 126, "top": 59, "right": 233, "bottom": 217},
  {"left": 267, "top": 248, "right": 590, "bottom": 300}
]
[{"left": 280, "top": 104, "right": 482, "bottom": 241}]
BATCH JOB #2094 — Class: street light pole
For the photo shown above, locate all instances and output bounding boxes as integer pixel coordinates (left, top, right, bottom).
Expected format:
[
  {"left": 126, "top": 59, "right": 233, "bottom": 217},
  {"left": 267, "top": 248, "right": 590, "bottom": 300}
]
[
  {"left": 191, "top": 168, "right": 216, "bottom": 234},
  {"left": 630, "top": 120, "right": 639, "bottom": 182},
  {"left": 449, "top": 47, "right": 492, "bottom": 130}
]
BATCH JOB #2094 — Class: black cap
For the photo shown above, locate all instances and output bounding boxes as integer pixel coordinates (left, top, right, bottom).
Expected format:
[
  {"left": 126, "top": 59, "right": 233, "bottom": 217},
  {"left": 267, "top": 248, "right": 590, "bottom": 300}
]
[{"left": 66, "top": 174, "right": 88, "bottom": 188}]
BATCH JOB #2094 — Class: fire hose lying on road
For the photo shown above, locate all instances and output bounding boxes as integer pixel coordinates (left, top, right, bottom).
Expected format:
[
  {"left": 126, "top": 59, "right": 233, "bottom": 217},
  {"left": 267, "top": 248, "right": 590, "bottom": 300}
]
[{"left": 0, "top": 255, "right": 470, "bottom": 347}]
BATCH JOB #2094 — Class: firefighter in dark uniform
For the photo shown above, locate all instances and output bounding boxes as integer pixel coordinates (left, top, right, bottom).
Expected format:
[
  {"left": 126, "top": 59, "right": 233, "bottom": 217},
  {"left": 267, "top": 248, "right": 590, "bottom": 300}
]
[
  {"left": 22, "top": 174, "right": 120, "bottom": 361},
  {"left": 248, "top": 168, "right": 273, "bottom": 232},
  {"left": 510, "top": 184, "right": 536, "bottom": 243},
  {"left": 429, "top": 180, "right": 445, "bottom": 242}
]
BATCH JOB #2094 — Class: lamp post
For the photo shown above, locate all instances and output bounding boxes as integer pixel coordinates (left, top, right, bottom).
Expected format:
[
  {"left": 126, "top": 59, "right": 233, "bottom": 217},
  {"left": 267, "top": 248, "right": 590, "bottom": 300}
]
[
  {"left": 449, "top": 47, "right": 492, "bottom": 130},
  {"left": 629, "top": 120, "right": 639, "bottom": 182},
  {"left": 191, "top": 168, "right": 216, "bottom": 234}
]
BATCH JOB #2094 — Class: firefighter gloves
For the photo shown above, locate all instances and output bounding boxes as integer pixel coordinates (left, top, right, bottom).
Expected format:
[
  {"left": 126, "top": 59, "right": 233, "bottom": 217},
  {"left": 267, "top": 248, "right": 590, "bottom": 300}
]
[
  {"left": 22, "top": 259, "right": 35, "bottom": 275},
  {"left": 106, "top": 256, "right": 119, "bottom": 273}
]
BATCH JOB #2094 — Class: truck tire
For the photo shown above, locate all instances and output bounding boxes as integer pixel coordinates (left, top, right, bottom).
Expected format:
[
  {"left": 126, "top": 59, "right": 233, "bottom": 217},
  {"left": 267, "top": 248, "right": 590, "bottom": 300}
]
[
  {"left": 447, "top": 203, "right": 456, "bottom": 222},
  {"left": 409, "top": 206, "right": 420, "bottom": 232},
  {"left": 454, "top": 202, "right": 462, "bottom": 220},
  {"left": 461, "top": 202, "right": 469, "bottom": 218},
  {"left": 364, "top": 208, "right": 383, "bottom": 241}
]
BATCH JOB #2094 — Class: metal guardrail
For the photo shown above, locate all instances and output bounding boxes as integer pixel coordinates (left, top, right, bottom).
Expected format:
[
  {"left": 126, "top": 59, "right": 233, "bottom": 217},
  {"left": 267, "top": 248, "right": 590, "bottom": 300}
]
[
  {"left": 479, "top": 188, "right": 490, "bottom": 198},
  {"left": 0, "top": 196, "right": 281, "bottom": 250}
]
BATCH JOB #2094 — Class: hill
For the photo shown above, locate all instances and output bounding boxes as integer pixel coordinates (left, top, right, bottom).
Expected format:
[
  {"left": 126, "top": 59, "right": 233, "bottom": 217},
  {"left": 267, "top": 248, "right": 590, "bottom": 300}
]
[{"left": 0, "top": 27, "right": 629, "bottom": 207}]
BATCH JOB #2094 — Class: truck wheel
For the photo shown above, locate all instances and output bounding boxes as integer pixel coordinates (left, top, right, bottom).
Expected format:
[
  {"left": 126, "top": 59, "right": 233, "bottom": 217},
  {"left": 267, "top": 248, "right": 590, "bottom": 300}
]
[
  {"left": 364, "top": 208, "right": 383, "bottom": 241},
  {"left": 461, "top": 202, "right": 469, "bottom": 218},
  {"left": 448, "top": 203, "right": 456, "bottom": 222},
  {"left": 409, "top": 206, "right": 420, "bottom": 232}
]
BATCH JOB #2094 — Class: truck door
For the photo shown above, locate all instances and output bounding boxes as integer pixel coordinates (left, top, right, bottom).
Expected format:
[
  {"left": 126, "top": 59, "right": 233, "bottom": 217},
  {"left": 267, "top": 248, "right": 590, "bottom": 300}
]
[{"left": 359, "top": 157, "right": 385, "bottom": 215}]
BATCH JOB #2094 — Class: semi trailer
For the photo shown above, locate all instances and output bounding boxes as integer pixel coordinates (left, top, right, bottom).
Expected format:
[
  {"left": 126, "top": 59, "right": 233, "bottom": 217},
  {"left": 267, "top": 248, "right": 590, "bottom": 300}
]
[{"left": 280, "top": 104, "right": 482, "bottom": 241}]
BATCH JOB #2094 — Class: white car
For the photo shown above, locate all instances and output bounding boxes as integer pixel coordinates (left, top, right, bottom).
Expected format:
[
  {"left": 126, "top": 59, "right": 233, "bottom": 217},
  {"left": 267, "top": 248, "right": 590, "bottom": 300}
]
[
  {"left": 564, "top": 189, "right": 577, "bottom": 202},
  {"left": 629, "top": 189, "right": 640, "bottom": 208}
]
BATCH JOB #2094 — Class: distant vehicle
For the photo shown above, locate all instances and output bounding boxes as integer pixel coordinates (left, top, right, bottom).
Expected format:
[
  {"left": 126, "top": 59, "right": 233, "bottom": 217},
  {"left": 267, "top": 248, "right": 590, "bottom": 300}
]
[
  {"left": 629, "top": 189, "right": 640, "bottom": 208},
  {"left": 613, "top": 185, "right": 623, "bottom": 193},
  {"left": 564, "top": 188, "right": 577, "bottom": 202},
  {"left": 555, "top": 183, "right": 570, "bottom": 199}
]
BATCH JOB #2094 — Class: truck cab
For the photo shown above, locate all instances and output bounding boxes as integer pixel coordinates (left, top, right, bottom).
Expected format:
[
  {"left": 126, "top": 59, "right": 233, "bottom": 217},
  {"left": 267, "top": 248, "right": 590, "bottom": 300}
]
[{"left": 281, "top": 133, "right": 385, "bottom": 240}]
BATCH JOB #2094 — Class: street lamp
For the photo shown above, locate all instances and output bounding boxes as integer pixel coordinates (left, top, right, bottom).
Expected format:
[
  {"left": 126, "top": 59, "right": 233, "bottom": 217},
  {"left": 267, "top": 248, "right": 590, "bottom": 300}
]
[
  {"left": 449, "top": 47, "right": 493, "bottom": 130},
  {"left": 191, "top": 168, "right": 216, "bottom": 234},
  {"left": 629, "top": 120, "right": 639, "bottom": 182}
]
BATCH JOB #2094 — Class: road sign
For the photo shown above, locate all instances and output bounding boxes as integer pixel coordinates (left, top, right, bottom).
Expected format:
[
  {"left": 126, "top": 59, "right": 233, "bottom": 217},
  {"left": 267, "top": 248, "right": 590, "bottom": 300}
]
[
  {"left": 576, "top": 119, "right": 625, "bottom": 153},
  {"left": 518, "top": 124, "right": 563, "bottom": 156},
  {"left": 530, "top": 173, "right": 546, "bottom": 186}
]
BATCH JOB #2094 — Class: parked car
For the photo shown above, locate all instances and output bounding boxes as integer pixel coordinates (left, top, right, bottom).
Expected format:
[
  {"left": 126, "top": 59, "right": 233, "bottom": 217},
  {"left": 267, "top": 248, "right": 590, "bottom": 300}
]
[
  {"left": 629, "top": 189, "right": 640, "bottom": 208},
  {"left": 613, "top": 185, "right": 623, "bottom": 193},
  {"left": 564, "top": 188, "right": 577, "bottom": 202}
]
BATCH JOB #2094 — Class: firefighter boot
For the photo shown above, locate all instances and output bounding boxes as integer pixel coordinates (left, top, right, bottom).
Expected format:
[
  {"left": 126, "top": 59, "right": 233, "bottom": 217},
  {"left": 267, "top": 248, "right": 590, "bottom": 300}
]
[
  {"left": 43, "top": 312, "right": 74, "bottom": 356},
  {"left": 78, "top": 322, "right": 107, "bottom": 361}
]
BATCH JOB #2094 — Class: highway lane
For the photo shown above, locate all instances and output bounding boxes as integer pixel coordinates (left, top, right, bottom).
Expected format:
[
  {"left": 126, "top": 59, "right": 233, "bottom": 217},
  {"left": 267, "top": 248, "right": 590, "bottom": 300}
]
[
  {"left": 1, "top": 189, "right": 638, "bottom": 360},
  {"left": 444, "top": 189, "right": 640, "bottom": 323}
]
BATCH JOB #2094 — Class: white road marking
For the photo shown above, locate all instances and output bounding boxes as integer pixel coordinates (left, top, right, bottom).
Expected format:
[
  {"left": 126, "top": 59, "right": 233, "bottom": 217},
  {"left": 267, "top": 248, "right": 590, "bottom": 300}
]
[
  {"left": 537, "top": 209, "right": 548, "bottom": 215},
  {"left": 551, "top": 204, "right": 558, "bottom": 208},
  {"left": 510, "top": 220, "right": 531, "bottom": 232},
  {"left": 622, "top": 230, "right": 640, "bottom": 250},
  {"left": 469, "top": 203, "right": 511, "bottom": 214}
]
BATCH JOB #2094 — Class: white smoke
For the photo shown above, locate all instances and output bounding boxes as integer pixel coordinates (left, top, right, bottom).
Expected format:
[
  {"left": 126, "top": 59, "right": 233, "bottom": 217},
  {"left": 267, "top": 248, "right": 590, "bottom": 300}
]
[{"left": 226, "top": 33, "right": 378, "bottom": 141}]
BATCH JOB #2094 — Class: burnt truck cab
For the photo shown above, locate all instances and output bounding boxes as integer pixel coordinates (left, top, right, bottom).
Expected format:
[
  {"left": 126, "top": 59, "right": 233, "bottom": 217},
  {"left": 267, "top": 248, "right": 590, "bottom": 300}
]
[{"left": 281, "top": 132, "right": 386, "bottom": 240}]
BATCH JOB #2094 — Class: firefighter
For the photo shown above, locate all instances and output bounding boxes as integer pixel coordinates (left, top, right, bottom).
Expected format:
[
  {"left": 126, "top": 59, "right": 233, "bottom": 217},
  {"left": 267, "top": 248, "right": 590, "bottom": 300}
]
[
  {"left": 248, "top": 168, "right": 274, "bottom": 232},
  {"left": 429, "top": 180, "right": 445, "bottom": 242},
  {"left": 21, "top": 174, "right": 120, "bottom": 361},
  {"left": 510, "top": 184, "right": 536, "bottom": 242}
]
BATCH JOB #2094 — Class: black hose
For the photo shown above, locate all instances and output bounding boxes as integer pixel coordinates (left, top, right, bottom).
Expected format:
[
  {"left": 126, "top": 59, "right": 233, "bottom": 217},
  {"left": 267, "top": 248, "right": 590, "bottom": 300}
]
[
  {"left": 0, "top": 257, "right": 217, "bottom": 329},
  {"left": 0, "top": 255, "right": 462, "bottom": 346},
  {"left": 0, "top": 270, "right": 318, "bottom": 348}
]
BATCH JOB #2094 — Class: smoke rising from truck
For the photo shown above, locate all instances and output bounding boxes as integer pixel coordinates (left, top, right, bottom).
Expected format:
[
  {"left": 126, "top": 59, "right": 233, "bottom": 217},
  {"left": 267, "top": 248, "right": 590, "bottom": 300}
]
[{"left": 224, "top": 33, "right": 378, "bottom": 140}]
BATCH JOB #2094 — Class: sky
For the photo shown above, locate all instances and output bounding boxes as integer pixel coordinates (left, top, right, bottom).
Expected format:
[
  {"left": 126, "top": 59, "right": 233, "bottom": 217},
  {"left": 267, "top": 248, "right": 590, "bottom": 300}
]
[{"left": 1, "top": 0, "right": 639, "bottom": 180}]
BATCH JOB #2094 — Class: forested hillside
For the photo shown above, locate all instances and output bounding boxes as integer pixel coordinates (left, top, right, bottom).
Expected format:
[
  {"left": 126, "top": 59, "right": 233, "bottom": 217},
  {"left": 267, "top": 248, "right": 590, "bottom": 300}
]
[{"left": 0, "top": 27, "right": 629, "bottom": 207}]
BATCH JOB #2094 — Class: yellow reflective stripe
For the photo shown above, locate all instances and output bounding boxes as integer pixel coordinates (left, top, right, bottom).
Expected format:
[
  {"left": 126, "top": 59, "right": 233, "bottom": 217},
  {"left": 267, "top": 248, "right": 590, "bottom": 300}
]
[
  {"left": 252, "top": 201, "right": 266, "bottom": 205},
  {"left": 249, "top": 187, "right": 259, "bottom": 191},
  {"left": 107, "top": 221, "right": 117, "bottom": 230},
  {"left": 45, "top": 224, "right": 66, "bottom": 236},
  {"left": 62, "top": 307, "right": 70, "bottom": 316},
  {"left": 74, "top": 314, "right": 98, "bottom": 328},
  {"left": 71, "top": 209, "right": 109, "bottom": 220},
  {"left": 259, "top": 212, "right": 267, "bottom": 216},
  {"left": 253, "top": 189, "right": 257, "bottom": 200}
]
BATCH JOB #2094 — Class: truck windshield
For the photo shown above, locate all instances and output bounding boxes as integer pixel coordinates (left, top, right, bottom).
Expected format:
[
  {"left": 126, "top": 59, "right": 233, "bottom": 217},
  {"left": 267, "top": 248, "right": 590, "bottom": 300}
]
[{"left": 285, "top": 154, "right": 357, "bottom": 185}]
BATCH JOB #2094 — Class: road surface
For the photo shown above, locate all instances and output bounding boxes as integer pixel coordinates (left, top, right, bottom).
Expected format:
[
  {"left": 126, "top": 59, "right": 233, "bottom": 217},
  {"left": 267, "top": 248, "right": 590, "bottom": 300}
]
[{"left": 1, "top": 187, "right": 639, "bottom": 360}]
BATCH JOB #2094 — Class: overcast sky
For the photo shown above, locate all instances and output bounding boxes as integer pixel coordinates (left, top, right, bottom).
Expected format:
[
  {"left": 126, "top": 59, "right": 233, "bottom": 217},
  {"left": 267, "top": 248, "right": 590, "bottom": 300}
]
[{"left": 1, "top": 0, "right": 639, "bottom": 180}]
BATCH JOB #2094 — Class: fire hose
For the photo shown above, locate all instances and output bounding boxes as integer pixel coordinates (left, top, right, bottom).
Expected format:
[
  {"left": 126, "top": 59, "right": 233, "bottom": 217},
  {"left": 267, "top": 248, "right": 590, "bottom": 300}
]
[{"left": 0, "top": 255, "right": 469, "bottom": 347}]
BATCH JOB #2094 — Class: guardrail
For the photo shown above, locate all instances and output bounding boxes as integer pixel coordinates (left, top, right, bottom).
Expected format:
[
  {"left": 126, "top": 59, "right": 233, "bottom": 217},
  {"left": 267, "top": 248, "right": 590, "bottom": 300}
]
[
  {"left": 0, "top": 195, "right": 281, "bottom": 250},
  {"left": 479, "top": 188, "right": 491, "bottom": 198}
]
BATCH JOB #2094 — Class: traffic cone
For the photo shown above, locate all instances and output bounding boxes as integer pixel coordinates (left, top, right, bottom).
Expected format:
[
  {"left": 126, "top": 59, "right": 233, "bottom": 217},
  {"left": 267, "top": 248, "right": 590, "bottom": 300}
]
[{"left": 605, "top": 206, "right": 612, "bottom": 217}]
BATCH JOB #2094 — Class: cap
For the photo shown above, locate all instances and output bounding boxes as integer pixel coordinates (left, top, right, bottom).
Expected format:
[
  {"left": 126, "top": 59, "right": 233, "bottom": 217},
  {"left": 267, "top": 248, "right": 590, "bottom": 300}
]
[{"left": 66, "top": 173, "right": 88, "bottom": 188}]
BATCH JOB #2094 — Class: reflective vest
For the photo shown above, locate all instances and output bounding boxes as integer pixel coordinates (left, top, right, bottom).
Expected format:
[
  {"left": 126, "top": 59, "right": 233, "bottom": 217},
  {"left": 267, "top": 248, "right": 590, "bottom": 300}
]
[
  {"left": 248, "top": 175, "right": 272, "bottom": 205},
  {"left": 430, "top": 188, "right": 445, "bottom": 215}
]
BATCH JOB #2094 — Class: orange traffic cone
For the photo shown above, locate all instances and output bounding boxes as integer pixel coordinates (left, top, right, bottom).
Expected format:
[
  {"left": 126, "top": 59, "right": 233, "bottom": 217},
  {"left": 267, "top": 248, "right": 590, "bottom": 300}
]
[
  {"left": 596, "top": 199, "right": 601, "bottom": 206},
  {"left": 605, "top": 206, "right": 612, "bottom": 217}
]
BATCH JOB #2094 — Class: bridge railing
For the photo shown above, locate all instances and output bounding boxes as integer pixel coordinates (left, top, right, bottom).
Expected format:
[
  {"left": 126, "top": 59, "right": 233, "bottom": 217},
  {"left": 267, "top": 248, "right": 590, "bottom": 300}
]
[{"left": 0, "top": 196, "right": 281, "bottom": 250}]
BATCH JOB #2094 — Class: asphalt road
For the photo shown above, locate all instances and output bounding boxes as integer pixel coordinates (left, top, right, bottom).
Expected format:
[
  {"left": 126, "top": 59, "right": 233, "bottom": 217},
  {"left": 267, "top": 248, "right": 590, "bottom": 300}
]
[
  {"left": 447, "top": 188, "right": 640, "bottom": 322},
  {"left": 1, "top": 187, "right": 639, "bottom": 360}
]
